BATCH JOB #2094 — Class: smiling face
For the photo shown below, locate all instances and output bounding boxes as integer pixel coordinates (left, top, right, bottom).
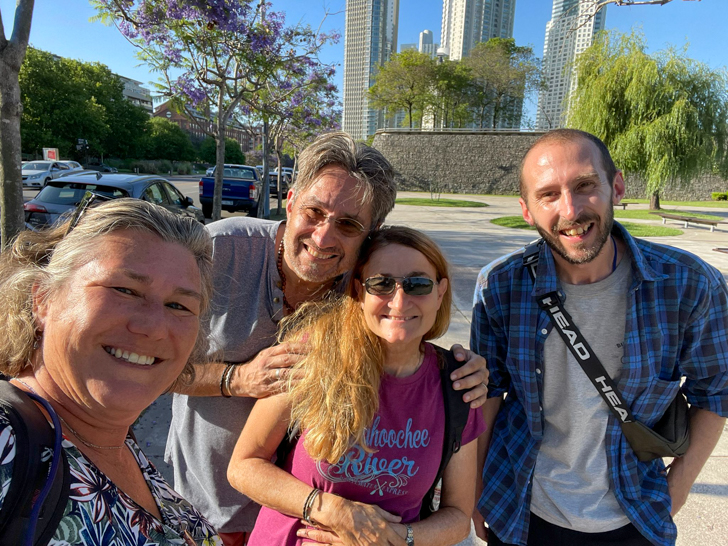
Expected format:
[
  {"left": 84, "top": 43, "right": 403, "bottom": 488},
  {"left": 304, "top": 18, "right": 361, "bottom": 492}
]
[
  {"left": 284, "top": 165, "right": 373, "bottom": 285},
  {"left": 34, "top": 230, "right": 202, "bottom": 419},
  {"left": 357, "top": 244, "right": 448, "bottom": 351},
  {"left": 519, "top": 138, "right": 625, "bottom": 269}
]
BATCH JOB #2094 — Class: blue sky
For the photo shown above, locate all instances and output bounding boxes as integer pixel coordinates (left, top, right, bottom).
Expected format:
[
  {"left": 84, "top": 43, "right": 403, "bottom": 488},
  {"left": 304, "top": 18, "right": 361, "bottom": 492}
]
[{"left": 1, "top": 0, "right": 727, "bottom": 124}]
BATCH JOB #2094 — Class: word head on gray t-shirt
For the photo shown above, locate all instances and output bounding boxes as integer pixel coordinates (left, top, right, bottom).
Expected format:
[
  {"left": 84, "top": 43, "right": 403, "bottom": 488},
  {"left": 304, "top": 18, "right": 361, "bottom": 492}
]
[{"left": 530, "top": 256, "right": 632, "bottom": 533}]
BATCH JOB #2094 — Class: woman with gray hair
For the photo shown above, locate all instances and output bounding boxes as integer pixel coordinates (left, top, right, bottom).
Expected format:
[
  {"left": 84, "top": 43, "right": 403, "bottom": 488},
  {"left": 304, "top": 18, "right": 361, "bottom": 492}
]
[{"left": 0, "top": 198, "right": 221, "bottom": 545}]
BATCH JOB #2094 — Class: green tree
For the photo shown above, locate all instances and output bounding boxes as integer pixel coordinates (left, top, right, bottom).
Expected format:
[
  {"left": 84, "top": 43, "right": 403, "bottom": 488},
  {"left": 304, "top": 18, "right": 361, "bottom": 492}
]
[
  {"left": 198, "top": 136, "right": 244, "bottom": 165},
  {"left": 19, "top": 47, "right": 148, "bottom": 160},
  {"left": 433, "top": 61, "right": 473, "bottom": 128},
  {"left": 567, "top": 30, "right": 728, "bottom": 209},
  {"left": 369, "top": 50, "right": 435, "bottom": 128},
  {"left": 464, "top": 38, "right": 541, "bottom": 129},
  {"left": 145, "top": 117, "right": 195, "bottom": 161}
]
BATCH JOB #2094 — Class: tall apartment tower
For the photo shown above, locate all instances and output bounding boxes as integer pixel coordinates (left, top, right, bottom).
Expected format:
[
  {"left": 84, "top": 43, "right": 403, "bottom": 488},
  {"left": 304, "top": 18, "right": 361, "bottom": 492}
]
[
  {"left": 441, "top": 0, "right": 516, "bottom": 61},
  {"left": 536, "top": 0, "right": 606, "bottom": 130},
  {"left": 419, "top": 29, "right": 439, "bottom": 59},
  {"left": 342, "top": 0, "right": 400, "bottom": 140}
]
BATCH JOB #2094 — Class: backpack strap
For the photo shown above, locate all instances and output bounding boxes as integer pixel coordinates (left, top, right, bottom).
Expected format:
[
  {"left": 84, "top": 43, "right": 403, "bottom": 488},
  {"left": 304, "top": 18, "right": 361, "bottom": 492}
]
[
  {"left": 0, "top": 380, "right": 70, "bottom": 546},
  {"left": 420, "top": 346, "right": 471, "bottom": 519}
]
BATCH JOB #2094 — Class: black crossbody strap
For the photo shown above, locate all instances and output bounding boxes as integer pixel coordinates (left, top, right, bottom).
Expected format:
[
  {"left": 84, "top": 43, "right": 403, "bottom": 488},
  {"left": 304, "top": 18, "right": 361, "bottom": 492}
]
[{"left": 523, "top": 241, "right": 635, "bottom": 425}]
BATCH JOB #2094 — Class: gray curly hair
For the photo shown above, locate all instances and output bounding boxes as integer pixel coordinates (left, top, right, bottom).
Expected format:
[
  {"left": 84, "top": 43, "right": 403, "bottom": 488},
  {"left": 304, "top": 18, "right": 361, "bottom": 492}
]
[{"left": 292, "top": 132, "right": 397, "bottom": 227}]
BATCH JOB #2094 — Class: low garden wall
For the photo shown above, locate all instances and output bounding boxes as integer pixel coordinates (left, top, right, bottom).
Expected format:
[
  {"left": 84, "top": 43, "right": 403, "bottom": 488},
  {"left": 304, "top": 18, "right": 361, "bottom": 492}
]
[{"left": 371, "top": 130, "right": 727, "bottom": 201}]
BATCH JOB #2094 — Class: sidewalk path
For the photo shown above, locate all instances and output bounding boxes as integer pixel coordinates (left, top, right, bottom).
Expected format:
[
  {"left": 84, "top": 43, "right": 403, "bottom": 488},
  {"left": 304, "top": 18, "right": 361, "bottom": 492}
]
[{"left": 136, "top": 194, "right": 728, "bottom": 545}]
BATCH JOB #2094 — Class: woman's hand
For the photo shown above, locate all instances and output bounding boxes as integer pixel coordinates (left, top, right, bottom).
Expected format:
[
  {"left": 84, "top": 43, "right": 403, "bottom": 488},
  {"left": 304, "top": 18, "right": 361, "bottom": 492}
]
[
  {"left": 297, "top": 522, "right": 407, "bottom": 545},
  {"left": 309, "top": 495, "right": 406, "bottom": 545}
]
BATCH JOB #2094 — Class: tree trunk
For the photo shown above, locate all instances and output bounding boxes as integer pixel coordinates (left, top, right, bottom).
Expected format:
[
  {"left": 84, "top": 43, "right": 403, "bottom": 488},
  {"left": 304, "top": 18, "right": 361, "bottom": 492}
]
[
  {"left": 0, "top": 59, "right": 25, "bottom": 249},
  {"left": 258, "top": 118, "right": 270, "bottom": 219},
  {"left": 213, "top": 91, "right": 227, "bottom": 222},
  {"left": 275, "top": 148, "right": 283, "bottom": 216},
  {"left": 649, "top": 191, "right": 661, "bottom": 210},
  {"left": 0, "top": 0, "right": 35, "bottom": 250}
]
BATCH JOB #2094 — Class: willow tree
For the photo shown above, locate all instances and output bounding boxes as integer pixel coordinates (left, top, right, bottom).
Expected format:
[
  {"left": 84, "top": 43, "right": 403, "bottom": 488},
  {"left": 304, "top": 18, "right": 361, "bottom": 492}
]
[{"left": 567, "top": 30, "right": 728, "bottom": 209}]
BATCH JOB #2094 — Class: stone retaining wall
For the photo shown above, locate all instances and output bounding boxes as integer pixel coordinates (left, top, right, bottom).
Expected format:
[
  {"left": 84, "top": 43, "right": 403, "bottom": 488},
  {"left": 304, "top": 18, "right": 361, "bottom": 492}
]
[{"left": 371, "top": 130, "right": 728, "bottom": 200}]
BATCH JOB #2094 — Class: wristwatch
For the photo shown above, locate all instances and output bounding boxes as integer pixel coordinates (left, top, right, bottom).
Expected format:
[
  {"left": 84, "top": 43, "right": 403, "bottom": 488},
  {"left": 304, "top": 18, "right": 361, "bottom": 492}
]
[{"left": 405, "top": 524, "right": 414, "bottom": 546}]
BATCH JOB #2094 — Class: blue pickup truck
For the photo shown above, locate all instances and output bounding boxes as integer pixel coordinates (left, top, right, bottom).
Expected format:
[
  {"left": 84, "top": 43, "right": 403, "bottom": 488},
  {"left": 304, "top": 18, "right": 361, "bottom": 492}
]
[{"left": 199, "top": 164, "right": 259, "bottom": 218}]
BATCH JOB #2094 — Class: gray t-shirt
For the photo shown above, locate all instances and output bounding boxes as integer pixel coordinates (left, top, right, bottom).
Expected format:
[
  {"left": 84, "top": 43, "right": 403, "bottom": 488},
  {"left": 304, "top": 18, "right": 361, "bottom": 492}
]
[
  {"left": 530, "top": 256, "right": 632, "bottom": 532},
  {"left": 165, "top": 217, "right": 285, "bottom": 533}
]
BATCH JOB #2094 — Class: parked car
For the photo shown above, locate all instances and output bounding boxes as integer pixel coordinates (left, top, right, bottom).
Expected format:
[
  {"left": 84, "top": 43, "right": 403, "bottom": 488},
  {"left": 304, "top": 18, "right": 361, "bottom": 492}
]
[
  {"left": 273, "top": 167, "right": 296, "bottom": 180},
  {"left": 24, "top": 173, "right": 204, "bottom": 230},
  {"left": 22, "top": 161, "right": 70, "bottom": 189},
  {"left": 199, "top": 164, "right": 259, "bottom": 218},
  {"left": 206, "top": 166, "right": 215, "bottom": 176},
  {"left": 268, "top": 171, "right": 290, "bottom": 196},
  {"left": 83, "top": 162, "right": 118, "bottom": 173},
  {"left": 60, "top": 160, "right": 84, "bottom": 172}
]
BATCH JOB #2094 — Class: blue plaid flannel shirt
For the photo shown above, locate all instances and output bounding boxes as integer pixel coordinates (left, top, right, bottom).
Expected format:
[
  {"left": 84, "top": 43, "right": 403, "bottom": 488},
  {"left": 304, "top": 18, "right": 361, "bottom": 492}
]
[{"left": 471, "top": 222, "right": 728, "bottom": 546}]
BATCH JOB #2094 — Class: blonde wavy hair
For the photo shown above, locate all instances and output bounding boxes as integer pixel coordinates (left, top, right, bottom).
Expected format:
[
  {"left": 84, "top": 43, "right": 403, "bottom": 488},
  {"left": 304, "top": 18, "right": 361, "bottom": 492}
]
[
  {"left": 282, "top": 226, "right": 451, "bottom": 463},
  {"left": 0, "top": 198, "right": 213, "bottom": 385}
]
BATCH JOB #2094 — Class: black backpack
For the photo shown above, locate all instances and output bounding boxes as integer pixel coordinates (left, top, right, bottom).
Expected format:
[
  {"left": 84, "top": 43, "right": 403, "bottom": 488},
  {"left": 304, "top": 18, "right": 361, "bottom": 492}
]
[
  {"left": 275, "top": 346, "right": 471, "bottom": 520},
  {"left": 0, "top": 380, "right": 71, "bottom": 546},
  {"left": 419, "top": 346, "right": 471, "bottom": 519}
]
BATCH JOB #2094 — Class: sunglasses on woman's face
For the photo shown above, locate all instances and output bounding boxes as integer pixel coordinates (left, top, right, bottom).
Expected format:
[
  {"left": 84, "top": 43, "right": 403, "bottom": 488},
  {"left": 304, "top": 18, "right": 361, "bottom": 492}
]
[{"left": 363, "top": 276, "right": 436, "bottom": 296}]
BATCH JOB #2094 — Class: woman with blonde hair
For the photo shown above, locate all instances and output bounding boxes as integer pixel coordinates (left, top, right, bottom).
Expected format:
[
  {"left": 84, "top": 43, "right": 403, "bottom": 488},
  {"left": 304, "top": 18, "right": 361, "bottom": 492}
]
[
  {"left": 228, "top": 226, "right": 485, "bottom": 545},
  {"left": 0, "top": 197, "right": 221, "bottom": 545}
]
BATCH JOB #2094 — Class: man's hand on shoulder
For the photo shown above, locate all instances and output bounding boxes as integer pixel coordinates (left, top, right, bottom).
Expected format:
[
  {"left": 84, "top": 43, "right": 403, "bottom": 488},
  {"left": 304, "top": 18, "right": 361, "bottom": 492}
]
[
  {"left": 230, "top": 341, "right": 307, "bottom": 398},
  {"left": 449, "top": 344, "right": 489, "bottom": 408}
]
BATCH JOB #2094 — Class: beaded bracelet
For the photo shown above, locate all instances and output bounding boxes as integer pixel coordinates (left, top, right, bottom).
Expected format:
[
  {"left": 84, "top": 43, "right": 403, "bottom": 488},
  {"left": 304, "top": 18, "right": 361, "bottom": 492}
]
[
  {"left": 302, "top": 488, "right": 321, "bottom": 526},
  {"left": 220, "top": 363, "right": 236, "bottom": 398}
]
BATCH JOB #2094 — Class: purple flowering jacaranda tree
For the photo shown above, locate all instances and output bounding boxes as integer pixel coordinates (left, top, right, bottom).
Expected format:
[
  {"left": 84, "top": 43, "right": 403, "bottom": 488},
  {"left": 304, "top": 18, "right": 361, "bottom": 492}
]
[
  {"left": 236, "top": 63, "right": 341, "bottom": 216},
  {"left": 92, "top": 0, "right": 338, "bottom": 221}
]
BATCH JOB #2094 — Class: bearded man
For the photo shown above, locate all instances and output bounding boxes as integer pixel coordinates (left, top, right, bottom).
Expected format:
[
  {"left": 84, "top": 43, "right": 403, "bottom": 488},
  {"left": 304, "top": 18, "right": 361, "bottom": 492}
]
[{"left": 471, "top": 129, "right": 728, "bottom": 546}]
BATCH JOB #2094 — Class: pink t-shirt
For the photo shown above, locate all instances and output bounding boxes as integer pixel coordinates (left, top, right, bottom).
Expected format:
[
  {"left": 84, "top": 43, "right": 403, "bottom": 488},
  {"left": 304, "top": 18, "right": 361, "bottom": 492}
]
[{"left": 248, "top": 343, "right": 486, "bottom": 545}]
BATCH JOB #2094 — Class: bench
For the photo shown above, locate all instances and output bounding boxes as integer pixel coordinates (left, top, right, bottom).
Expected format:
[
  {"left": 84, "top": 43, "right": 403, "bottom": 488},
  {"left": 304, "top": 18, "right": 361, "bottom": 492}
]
[{"left": 650, "top": 212, "right": 725, "bottom": 232}]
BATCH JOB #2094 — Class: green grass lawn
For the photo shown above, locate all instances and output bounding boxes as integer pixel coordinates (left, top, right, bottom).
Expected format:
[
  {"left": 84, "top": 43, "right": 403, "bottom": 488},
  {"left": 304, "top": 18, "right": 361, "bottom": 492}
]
[
  {"left": 491, "top": 216, "right": 536, "bottom": 230},
  {"left": 614, "top": 210, "right": 723, "bottom": 221},
  {"left": 395, "top": 198, "right": 488, "bottom": 208},
  {"left": 621, "top": 198, "right": 728, "bottom": 209},
  {"left": 490, "top": 216, "right": 683, "bottom": 237}
]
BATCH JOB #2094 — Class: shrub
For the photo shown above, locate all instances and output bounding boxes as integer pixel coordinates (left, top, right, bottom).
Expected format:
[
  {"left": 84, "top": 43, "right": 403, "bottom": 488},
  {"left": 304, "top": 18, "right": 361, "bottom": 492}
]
[
  {"left": 711, "top": 192, "right": 728, "bottom": 201},
  {"left": 176, "top": 162, "right": 192, "bottom": 175},
  {"left": 128, "top": 160, "right": 150, "bottom": 174}
]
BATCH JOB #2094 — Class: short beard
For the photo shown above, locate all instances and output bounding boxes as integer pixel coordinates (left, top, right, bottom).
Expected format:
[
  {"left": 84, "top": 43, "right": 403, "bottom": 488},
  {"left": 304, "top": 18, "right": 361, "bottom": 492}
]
[
  {"left": 282, "top": 230, "right": 342, "bottom": 285},
  {"left": 536, "top": 206, "right": 614, "bottom": 266}
]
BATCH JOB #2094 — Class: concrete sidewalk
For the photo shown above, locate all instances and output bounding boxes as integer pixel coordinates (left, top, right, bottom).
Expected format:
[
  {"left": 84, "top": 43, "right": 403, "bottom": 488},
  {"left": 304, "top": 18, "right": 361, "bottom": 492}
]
[{"left": 135, "top": 194, "right": 728, "bottom": 545}]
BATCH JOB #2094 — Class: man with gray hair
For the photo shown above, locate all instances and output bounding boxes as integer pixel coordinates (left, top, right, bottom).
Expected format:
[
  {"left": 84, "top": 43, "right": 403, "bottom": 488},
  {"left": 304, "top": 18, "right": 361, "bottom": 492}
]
[{"left": 166, "top": 132, "right": 489, "bottom": 545}]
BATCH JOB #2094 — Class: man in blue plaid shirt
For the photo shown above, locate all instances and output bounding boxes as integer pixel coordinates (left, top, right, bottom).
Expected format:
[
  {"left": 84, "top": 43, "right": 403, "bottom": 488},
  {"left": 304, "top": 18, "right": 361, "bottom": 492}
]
[{"left": 471, "top": 129, "right": 728, "bottom": 546}]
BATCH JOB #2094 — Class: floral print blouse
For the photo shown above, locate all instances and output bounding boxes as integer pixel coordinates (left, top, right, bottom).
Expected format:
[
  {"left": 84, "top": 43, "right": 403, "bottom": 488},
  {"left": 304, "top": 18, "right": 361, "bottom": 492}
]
[{"left": 0, "top": 413, "right": 221, "bottom": 545}]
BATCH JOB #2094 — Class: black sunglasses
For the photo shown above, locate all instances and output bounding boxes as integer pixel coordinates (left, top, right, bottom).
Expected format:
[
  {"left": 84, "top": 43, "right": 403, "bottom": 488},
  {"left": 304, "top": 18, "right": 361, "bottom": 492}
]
[
  {"left": 363, "top": 276, "right": 436, "bottom": 296},
  {"left": 65, "top": 191, "right": 114, "bottom": 235}
]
